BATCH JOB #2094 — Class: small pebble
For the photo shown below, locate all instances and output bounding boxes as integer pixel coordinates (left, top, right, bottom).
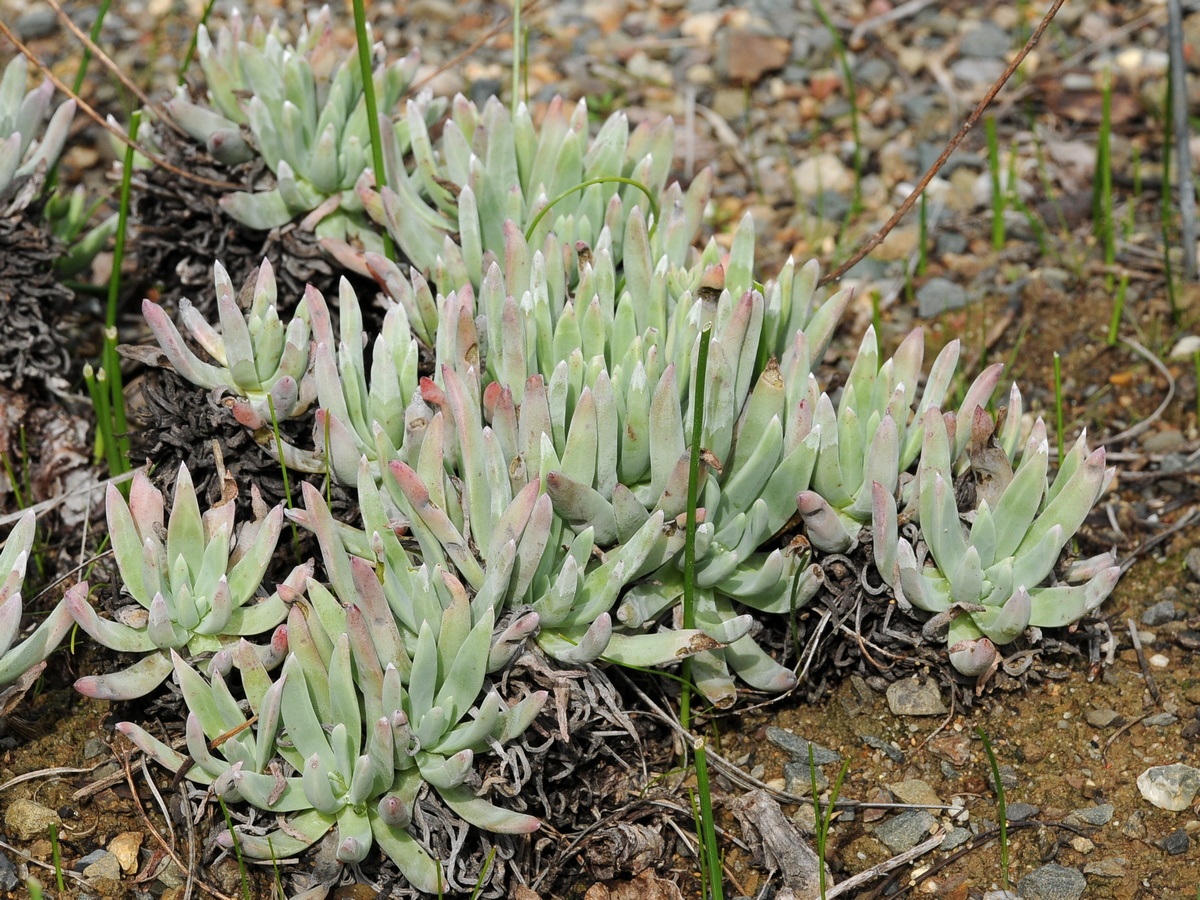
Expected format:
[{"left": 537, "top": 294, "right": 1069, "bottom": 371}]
[
  {"left": 888, "top": 779, "right": 941, "bottom": 807},
  {"left": 1084, "top": 708, "right": 1119, "bottom": 728},
  {"left": 886, "top": 678, "right": 947, "bottom": 716},
  {"left": 1083, "top": 857, "right": 1127, "bottom": 878},
  {"left": 1177, "top": 630, "right": 1200, "bottom": 651},
  {"left": 1185, "top": 547, "right": 1200, "bottom": 582},
  {"left": 1159, "top": 828, "right": 1190, "bottom": 855},
  {"left": 3, "top": 799, "right": 59, "bottom": 842},
  {"left": 0, "top": 853, "right": 17, "bottom": 892},
  {"left": 108, "top": 832, "right": 143, "bottom": 875},
  {"left": 1143, "top": 713, "right": 1178, "bottom": 728},
  {"left": 861, "top": 734, "right": 905, "bottom": 762},
  {"left": 1015, "top": 863, "right": 1087, "bottom": 900},
  {"left": 916, "top": 277, "right": 968, "bottom": 317},
  {"left": 82, "top": 851, "right": 121, "bottom": 881},
  {"left": 1148, "top": 653, "right": 1170, "bottom": 668},
  {"left": 1069, "top": 836, "right": 1095, "bottom": 854},
  {"left": 1141, "top": 600, "right": 1179, "bottom": 626},
  {"left": 1006, "top": 802, "right": 1040, "bottom": 822},
  {"left": 1066, "top": 803, "right": 1114, "bottom": 827},
  {"left": 940, "top": 827, "right": 972, "bottom": 851},
  {"left": 1138, "top": 763, "right": 1200, "bottom": 811},
  {"left": 874, "top": 810, "right": 937, "bottom": 853},
  {"left": 766, "top": 727, "right": 841, "bottom": 765}
]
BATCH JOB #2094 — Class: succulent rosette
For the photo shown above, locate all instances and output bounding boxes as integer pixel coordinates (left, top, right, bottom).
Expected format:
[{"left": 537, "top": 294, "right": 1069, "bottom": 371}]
[
  {"left": 872, "top": 407, "right": 1118, "bottom": 678},
  {"left": 68, "top": 465, "right": 307, "bottom": 698},
  {"left": 0, "top": 512, "right": 74, "bottom": 703}
]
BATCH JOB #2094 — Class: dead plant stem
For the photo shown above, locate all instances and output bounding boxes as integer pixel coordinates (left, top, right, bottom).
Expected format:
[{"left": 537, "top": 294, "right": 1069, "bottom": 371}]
[
  {"left": 0, "top": 20, "right": 244, "bottom": 191},
  {"left": 818, "top": 0, "right": 1067, "bottom": 287}
]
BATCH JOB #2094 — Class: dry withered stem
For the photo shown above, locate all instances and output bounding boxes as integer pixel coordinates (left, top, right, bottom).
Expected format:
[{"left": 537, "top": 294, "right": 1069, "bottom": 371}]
[
  {"left": 0, "top": 20, "right": 243, "bottom": 192},
  {"left": 43, "top": 0, "right": 188, "bottom": 138},
  {"left": 115, "top": 742, "right": 236, "bottom": 900},
  {"left": 818, "top": 0, "right": 1068, "bottom": 287}
]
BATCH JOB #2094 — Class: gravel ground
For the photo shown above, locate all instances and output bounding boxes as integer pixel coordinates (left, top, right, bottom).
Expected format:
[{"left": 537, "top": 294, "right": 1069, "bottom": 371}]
[{"left": 3, "top": 0, "right": 1200, "bottom": 897}]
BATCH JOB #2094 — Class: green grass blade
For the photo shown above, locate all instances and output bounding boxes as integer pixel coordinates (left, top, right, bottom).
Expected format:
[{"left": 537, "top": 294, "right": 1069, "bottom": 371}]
[
  {"left": 353, "top": 0, "right": 395, "bottom": 260},
  {"left": 680, "top": 325, "right": 713, "bottom": 731}
]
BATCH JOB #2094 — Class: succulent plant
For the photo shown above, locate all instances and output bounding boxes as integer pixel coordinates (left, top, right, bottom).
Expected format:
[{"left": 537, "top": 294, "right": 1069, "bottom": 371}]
[
  {"left": 796, "top": 330, "right": 1007, "bottom": 554},
  {"left": 124, "top": 548, "right": 545, "bottom": 890},
  {"left": 168, "top": 5, "right": 441, "bottom": 249},
  {"left": 143, "top": 259, "right": 316, "bottom": 431},
  {"left": 351, "top": 94, "right": 690, "bottom": 293},
  {"left": 0, "top": 512, "right": 74, "bottom": 701},
  {"left": 0, "top": 56, "right": 75, "bottom": 199},
  {"left": 67, "top": 465, "right": 307, "bottom": 698},
  {"left": 872, "top": 407, "right": 1118, "bottom": 678}
]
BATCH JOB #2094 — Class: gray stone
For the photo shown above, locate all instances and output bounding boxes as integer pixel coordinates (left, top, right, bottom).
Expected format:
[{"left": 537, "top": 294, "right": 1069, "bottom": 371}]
[
  {"left": 767, "top": 727, "right": 841, "bottom": 765},
  {"left": 889, "top": 779, "right": 942, "bottom": 807},
  {"left": 0, "top": 852, "right": 16, "bottom": 892},
  {"left": 937, "top": 231, "right": 969, "bottom": 256},
  {"left": 783, "top": 761, "right": 829, "bottom": 795},
  {"left": 1016, "top": 864, "right": 1087, "bottom": 900},
  {"left": 83, "top": 850, "right": 121, "bottom": 881},
  {"left": 1122, "top": 810, "right": 1148, "bottom": 839},
  {"left": 77, "top": 849, "right": 109, "bottom": 867},
  {"left": 469, "top": 78, "right": 504, "bottom": 107},
  {"left": 987, "top": 764, "right": 1019, "bottom": 792},
  {"left": 1161, "top": 828, "right": 1190, "bottom": 855},
  {"left": 4, "top": 798, "right": 59, "bottom": 842},
  {"left": 83, "top": 738, "right": 107, "bottom": 759},
  {"left": 1083, "top": 857, "right": 1127, "bottom": 878},
  {"left": 16, "top": 4, "right": 58, "bottom": 40},
  {"left": 960, "top": 23, "right": 1012, "bottom": 58},
  {"left": 1066, "top": 803, "right": 1114, "bottom": 827},
  {"left": 1142, "top": 600, "right": 1179, "bottom": 626},
  {"left": 950, "top": 58, "right": 1006, "bottom": 87},
  {"left": 1006, "top": 802, "right": 1040, "bottom": 822},
  {"left": 1142, "top": 429, "right": 1185, "bottom": 454},
  {"left": 862, "top": 734, "right": 905, "bottom": 762},
  {"left": 1186, "top": 547, "right": 1200, "bottom": 582},
  {"left": 1138, "top": 763, "right": 1200, "bottom": 811},
  {"left": 886, "top": 678, "right": 947, "bottom": 716},
  {"left": 1085, "top": 708, "right": 1119, "bottom": 728},
  {"left": 856, "top": 57, "right": 892, "bottom": 90},
  {"left": 916, "top": 277, "right": 968, "bottom": 318},
  {"left": 875, "top": 810, "right": 937, "bottom": 853},
  {"left": 1144, "top": 713, "right": 1179, "bottom": 728},
  {"left": 940, "top": 827, "right": 972, "bottom": 851}
]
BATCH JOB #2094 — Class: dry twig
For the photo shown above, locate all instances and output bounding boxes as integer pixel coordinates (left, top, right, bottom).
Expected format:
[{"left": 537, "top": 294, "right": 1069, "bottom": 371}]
[{"left": 819, "top": 0, "right": 1068, "bottom": 287}]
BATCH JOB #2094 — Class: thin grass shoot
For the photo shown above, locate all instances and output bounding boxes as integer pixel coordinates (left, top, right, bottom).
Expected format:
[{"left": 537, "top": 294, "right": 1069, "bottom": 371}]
[
  {"left": 49, "top": 822, "right": 65, "bottom": 894},
  {"left": 1053, "top": 351, "right": 1064, "bottom": 461},
  {"left": 811, "top": 745, "right": 850, "bottom": 900},
  {"left": 985, "top": 115, "right": 1005, "bottom": 249},
  {"left": 352, "top": 0, "right": 395, "bottom": 261},
  {"left": 694, "top": 738, "right": 724, "bottom": 900},
  {"left": 812, "top": 0, "right": 863, "bottom": 217},
  {"left": 680, "top": 325, "right": 713, "bottom": 731},
  {"left": 266, "top": 394, "right": 301, "bottom": 560},
  {"left": 1107, "top": 272, "right": 1130, "bottom": 346},
  {"left": 976, "top": 727, "right": 1010, "bottom": 890},
  {"left": 218, "top": 796, "right": 253, "bottom": 900}
]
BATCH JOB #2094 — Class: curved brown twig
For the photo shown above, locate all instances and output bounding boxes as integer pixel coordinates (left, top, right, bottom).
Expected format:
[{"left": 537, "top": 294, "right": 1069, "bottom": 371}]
[
  {"left": 0, "top": 19, "right": 244, "bottom": 191},
  {"left": 818, "top": 0, "right": 1068, "bottom": 287},
  {"left": 43, "top": 0, "right": 187, "bottom": 137}
]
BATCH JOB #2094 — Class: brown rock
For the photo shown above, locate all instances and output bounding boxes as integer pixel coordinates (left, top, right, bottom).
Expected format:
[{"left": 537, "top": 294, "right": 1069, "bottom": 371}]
[
  {"left": 108, "top": 831, "right": 143, "bottom": 875},
  {"left": 722, "top": 33, "right": 792, "bottom": 84}
]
